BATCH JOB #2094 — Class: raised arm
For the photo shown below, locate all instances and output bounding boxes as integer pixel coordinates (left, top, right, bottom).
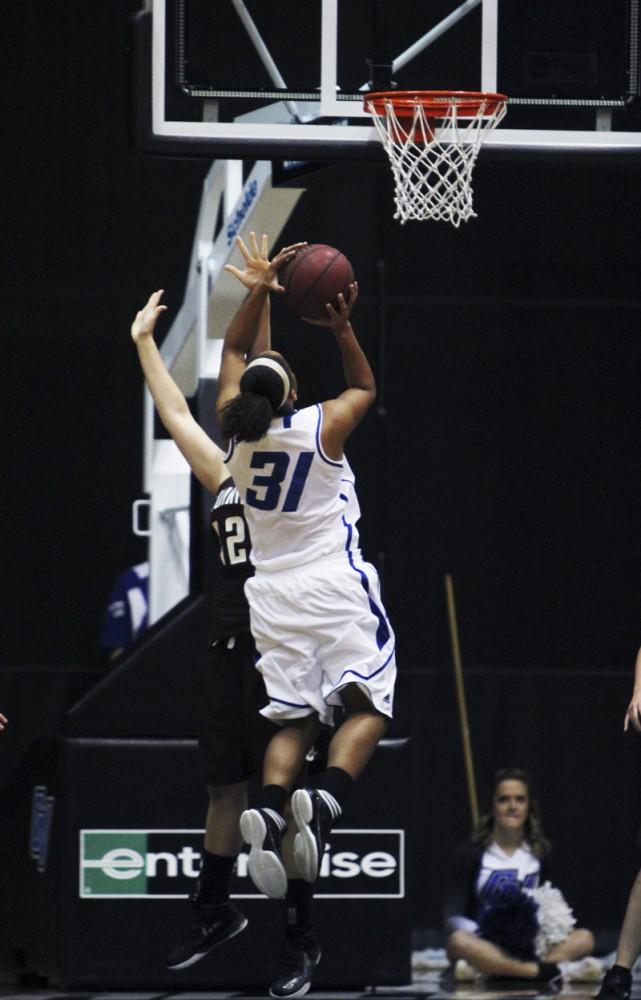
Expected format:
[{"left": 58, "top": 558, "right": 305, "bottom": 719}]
[
  {"left": 311, "top": 284, "right": 377, "bottom": 460},
  {"left": 223, "top": 232, "right": 272, "bottom": 358},
  {"left": 251, "top": 293, "right": 271, "bottom": 358},
  {"left": 216, "top": 233, "right": 304, "bottom": 418},
  {"left": 131, "top": 291, "right": 226, "bottom": 494},
  {"left": 624, "top": 645, "right": 641, "bottom": 732}
]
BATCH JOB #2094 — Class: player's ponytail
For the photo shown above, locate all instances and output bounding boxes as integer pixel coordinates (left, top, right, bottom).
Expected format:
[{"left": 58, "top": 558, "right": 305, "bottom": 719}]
[
  {"left": 221, "top": 355, "right": 292, "bottom": 442},
  {"left": 221, "top": 392, "right": 273, "bottom": 442}
]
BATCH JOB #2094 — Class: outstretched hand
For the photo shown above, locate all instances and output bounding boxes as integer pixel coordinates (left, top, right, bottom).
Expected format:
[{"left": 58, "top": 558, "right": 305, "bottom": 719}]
[
  {"left": 131, "top": 290, "right": 168, "bottom": 344},
  {"left": 0, "top": 713, "right": 8, "bottom": 732},
  {"left": 224, "top": 232, "right": 306, "bottom": 292},
  {"left": 302, "top": 281, "right": 359, "bottom": 329},
  {"left": 624, "top": 692, "right": 641, "bottom": 733}
]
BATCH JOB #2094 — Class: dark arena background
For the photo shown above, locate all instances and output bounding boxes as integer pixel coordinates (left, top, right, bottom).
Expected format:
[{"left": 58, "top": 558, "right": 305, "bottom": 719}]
[{"left": 3, "top": 1, "right": 641, "bottom": 997}]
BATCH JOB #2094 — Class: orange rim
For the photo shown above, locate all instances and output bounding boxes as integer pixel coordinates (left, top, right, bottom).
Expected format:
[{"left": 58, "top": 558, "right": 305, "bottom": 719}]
[{"left": 365, "top": 90, "right": 508, "bottom": 119}]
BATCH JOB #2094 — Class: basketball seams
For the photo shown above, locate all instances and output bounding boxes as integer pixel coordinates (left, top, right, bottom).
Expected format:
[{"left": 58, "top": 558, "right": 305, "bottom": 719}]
[
  {"left": 280, "top": 243, "right": 354, "bottom": 320},
  {"left": 282, "top": 245, "right": 340, "bottom": 313},
  {"left": 295, "top": 251, "right": 341, "bottom": 316},
  {"left": 279, "top": 248, "right": 309, "bottom": 292}
]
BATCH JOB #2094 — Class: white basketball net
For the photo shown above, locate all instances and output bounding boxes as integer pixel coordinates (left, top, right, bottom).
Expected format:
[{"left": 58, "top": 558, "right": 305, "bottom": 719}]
[{"left": 366, "top": 95, "right": 507, "bottom": 227}]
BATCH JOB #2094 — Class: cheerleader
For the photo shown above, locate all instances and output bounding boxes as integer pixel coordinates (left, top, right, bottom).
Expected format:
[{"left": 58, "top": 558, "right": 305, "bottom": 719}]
[{"left": 444, "top": 767, "right": 600, "bottom": 983}]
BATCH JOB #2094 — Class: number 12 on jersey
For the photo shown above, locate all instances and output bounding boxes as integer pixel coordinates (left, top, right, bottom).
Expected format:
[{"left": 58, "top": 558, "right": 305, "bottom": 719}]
[{"left": 246, "top": 450, "right": 314, "bottom": 512}]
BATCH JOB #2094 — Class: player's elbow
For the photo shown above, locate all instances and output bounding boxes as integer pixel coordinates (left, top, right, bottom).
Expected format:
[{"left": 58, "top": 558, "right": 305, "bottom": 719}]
[
  {"left": 351, "top": 386, "right": 376, "bottom": 425},
  {"left": 349, "top": 376, "right": 376, "bottom": 398},
  {"left": 362, "top": 383, "right": 377, "bottom": 407}
]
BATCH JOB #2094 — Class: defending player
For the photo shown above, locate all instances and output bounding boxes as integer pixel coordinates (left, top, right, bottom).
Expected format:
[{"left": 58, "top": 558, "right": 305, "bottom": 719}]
[
  {"left": 131, "top": 247, "right": 322, "bottom": 998},
  {"left": 217, "top": 234, "right": 397, "bottom": 903}
]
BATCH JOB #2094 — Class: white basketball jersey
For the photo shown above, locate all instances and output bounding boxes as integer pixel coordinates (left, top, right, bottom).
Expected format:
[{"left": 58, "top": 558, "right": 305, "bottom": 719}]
[
  {"left": 477, "top": 842, "right": 541, "bottom": 897},
  {"left": 225, "top": 403, "right": 361, "bottom": 572}
]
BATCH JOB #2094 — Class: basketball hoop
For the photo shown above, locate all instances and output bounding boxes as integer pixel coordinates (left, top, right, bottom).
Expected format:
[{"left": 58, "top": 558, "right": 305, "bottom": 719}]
[{"left": 365, "top": 91, "right": 508, "bottom": 226}]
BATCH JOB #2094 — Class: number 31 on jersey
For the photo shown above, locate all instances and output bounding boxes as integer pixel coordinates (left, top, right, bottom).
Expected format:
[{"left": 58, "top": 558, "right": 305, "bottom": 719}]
[{"left": 246, "top": 450, "right": 314, "bottom": 513}]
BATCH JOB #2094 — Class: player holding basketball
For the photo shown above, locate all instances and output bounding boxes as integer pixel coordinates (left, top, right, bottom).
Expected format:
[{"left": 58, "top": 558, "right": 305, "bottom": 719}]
[
  {"left": 217, "top": 236, "right": 396, "bottom": 914},
  {"left": 130, "top": 241, "right": 325, "bottom": 998}
]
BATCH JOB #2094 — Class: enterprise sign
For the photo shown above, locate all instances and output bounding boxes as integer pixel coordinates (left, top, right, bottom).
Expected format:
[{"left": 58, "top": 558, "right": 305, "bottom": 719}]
[{"left": 79, "top": 828, "right": 404, "bottom": 900}]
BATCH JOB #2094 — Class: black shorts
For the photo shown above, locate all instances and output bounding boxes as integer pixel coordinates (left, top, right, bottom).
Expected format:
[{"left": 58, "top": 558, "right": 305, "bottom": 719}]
[{"left": 199, "top": 633, "right": 279, "bottom": 786}]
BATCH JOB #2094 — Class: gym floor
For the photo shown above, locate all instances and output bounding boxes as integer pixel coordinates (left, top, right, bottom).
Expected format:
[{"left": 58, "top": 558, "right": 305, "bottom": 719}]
[{"left": 0, "top": 968, "right": 614, "bottom": 1000}]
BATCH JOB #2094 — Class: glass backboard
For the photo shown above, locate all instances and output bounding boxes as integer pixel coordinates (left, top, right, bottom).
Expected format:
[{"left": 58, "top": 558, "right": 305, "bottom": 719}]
[{"left": 130, "top": 1, "right": 641, "bottom": 159}]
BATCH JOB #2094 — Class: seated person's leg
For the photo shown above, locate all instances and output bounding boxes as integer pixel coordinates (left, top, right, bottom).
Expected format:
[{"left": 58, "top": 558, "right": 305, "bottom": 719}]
[{"left": 447, "top": 930, "right": 560, "bottom": 982}]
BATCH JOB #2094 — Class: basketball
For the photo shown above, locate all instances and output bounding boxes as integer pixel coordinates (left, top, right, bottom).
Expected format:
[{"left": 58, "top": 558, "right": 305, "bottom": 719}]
[{"left": 280, "top": 244, "right": 354, "bottom": 321}]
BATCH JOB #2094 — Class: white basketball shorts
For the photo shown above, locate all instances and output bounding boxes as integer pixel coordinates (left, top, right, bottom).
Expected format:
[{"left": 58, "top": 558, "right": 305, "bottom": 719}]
[{"left": 245, "top": 551, "right": 397, "bottom": 726}]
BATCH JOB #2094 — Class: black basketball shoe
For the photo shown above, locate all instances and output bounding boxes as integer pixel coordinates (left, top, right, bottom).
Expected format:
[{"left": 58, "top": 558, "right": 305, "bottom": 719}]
[
  {"left": 291, "top": 788, "right": 340, "bottom": 883},
  {"left": 269, "top": 930, "right": 322, "bottom": 999},
  {"left": 596, "top": 965, "right": 632, "bottom": 1000},
  {"left": 239, "top": 807, "right": 287, "bottom": 898},
  {"left": 166, "top": 900, "right": 247, "bottom": 970}
]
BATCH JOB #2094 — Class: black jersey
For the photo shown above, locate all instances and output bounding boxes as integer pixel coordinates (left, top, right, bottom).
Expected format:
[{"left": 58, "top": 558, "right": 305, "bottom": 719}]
[{"left": 208, "top": 477, "right": 253, "bottom": 640}]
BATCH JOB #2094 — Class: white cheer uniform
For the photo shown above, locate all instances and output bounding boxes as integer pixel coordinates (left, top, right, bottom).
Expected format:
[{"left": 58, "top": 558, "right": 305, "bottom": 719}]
[
  {"left": 225, "top": 403, "right": 396, "bottom": 726},
  {"left": 477, "top": 842, "right": 541, "bottom": 897}
]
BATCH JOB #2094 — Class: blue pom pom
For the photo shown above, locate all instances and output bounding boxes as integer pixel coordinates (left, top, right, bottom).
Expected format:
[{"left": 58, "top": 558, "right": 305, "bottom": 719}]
[{"left": 478, "top": 884, "right": 539, "bottom": 960}]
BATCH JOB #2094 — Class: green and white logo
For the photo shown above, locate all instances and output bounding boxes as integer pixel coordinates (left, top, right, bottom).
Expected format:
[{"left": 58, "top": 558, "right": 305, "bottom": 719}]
[
  {"left": 79, "top": 828, "right": 403, "bottom": 899},
  {"left": 81, "top": 831, "right": 149, "bottom": 896}
]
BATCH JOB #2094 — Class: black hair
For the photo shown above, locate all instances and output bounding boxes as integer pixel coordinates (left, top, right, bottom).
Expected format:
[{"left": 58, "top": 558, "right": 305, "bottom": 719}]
[
  {"left": 472, "top": 767, "right": 551, "bottom": 858},
  {"left": 221, "top": 392, "right": 273, "bottom": 443},
  {"left": 220, "top": 355, "right": 294, "bottom": 443}
]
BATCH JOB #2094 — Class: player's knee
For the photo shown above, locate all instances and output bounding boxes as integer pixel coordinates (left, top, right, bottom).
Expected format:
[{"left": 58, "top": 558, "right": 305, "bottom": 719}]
[
  {"left": 572, "top": 928, "right": 595, "bottom": 954},
  {"left": 446, "top": 930, "right": 473, "bottom": 959}
]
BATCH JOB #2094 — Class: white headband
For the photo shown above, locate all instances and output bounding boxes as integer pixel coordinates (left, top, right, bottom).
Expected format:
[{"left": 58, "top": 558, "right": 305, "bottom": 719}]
[{"left": 245, "top": 356, "right": 291, "bottom": 410}]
